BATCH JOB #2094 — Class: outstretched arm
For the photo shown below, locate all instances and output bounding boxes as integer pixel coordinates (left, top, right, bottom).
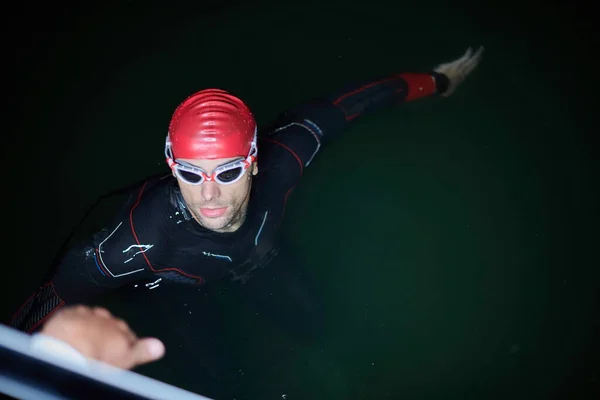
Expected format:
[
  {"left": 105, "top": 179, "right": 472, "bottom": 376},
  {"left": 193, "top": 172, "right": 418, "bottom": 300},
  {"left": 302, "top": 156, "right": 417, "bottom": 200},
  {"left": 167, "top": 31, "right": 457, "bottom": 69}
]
[{"left": 259, "top": 46, "right": 484, "bottom": 184}]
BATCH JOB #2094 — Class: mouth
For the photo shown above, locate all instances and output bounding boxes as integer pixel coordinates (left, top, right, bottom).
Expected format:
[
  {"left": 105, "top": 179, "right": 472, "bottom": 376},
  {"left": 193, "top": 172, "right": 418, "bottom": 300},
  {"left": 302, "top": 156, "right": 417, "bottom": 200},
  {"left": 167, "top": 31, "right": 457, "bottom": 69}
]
[{"left": 199, "top": 207, "right": 228, "bottom": 218}]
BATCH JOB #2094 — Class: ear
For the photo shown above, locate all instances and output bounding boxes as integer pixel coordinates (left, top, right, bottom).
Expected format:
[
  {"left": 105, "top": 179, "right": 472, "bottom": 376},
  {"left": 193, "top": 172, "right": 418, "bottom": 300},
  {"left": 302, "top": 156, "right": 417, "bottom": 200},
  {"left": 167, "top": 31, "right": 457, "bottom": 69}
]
[{"left": 251, "top": 162, "right": 258, "bottom": 176}]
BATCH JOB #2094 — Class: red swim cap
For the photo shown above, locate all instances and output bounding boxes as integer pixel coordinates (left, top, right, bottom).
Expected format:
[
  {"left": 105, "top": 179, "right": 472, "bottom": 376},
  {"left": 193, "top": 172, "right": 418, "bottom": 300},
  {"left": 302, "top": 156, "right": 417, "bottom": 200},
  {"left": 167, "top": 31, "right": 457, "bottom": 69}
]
[{"left": 168, "top": 89, "right": 256, "bottom": 160}]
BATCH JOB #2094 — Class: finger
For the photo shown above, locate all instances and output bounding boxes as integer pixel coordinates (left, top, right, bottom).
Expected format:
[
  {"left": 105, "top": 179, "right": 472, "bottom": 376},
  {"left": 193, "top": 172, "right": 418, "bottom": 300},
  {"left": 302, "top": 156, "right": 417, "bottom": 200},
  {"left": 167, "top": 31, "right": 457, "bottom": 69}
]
[
  {"left": 92, "top": 307, "right": 112, "bottom": 318},
  {"left": 72, "top": 305, "right": 90, "bottom": 314},
  {"left": 464, "top": 47, "right": 484, "bottom": 74},
  {"left": 115, "top": 322, "right": 139, "bottom": 346},
  {"left": 462, "top": 57, "right": 480, "bottom": 74},
  {"left": 438, "top": 48, "right": 470, "bottom": 71},
  {"left": 464, "top": 59, "right": 479, "bottom": 75},
  {"left": 114, "top": 317, "right": 132, "bottom": 333},
  {"left": 474, "top": 45, "right": 485, "bottom": 58},
  {"left": 433, "top": 61, "right": 451, "bottom": 73},
  {"left": 460, "top": 48, "right": 478, "bottom": 70},
  {"left": 102, "top": 314, "right": 135, "bottom": 336},
  {"left": 459, "top": 47, "right": 473, "bottom": 64},
  {"left": 468, "top": 46, "right": 484, "bottom": 64},
  {"left": 129, "top": 338, "right": 166, "bottom": 368}
]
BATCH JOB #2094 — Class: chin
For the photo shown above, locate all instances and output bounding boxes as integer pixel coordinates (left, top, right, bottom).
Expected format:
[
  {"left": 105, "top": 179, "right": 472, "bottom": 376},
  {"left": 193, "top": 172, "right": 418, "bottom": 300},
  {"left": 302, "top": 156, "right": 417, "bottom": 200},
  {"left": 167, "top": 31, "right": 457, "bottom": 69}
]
[{"left": 196, "top": 213, "right": 233, "bottom": 231}]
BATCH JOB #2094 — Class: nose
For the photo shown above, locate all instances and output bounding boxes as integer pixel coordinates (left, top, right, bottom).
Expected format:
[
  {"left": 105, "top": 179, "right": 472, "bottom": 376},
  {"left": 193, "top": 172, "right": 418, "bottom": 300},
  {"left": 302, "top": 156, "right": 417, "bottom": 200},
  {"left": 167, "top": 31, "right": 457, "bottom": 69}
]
[{"left": 200, "top": 180, "right": 221, "bottom": 202}]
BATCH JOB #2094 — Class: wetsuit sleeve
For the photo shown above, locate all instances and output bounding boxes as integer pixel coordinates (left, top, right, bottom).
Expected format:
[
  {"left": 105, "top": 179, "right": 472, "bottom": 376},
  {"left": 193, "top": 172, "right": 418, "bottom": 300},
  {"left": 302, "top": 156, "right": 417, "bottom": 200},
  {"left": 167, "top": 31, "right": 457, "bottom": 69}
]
[
  {"left": 8, "top": 183, "right": 159, "bottom": 334},
  {"left": 261, "top": 71, "right": 450, "bottom": 186}
]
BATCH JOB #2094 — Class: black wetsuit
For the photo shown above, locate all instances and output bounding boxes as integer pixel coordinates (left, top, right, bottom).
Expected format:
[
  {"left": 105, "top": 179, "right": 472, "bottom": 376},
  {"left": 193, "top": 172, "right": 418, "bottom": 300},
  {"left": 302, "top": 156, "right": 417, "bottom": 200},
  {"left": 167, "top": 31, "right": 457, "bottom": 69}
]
[{"left": 9, "top": 71, "right": 449, "bottom": 334}]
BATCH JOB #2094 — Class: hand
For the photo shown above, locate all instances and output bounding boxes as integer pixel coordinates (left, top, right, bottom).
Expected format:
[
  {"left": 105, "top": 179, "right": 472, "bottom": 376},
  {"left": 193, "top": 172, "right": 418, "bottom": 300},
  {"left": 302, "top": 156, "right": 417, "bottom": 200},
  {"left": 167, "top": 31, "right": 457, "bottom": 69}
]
[
  {"left": 434, "top": 46, "right": 484, "bottom": 97},
  {"left": 41, "top": 305, "right": 165, "bottom": 370}
]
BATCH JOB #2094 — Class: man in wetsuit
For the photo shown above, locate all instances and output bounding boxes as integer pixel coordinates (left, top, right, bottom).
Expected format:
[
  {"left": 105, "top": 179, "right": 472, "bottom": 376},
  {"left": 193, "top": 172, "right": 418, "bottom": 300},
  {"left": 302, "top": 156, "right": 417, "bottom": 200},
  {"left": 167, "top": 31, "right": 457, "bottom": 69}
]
[{"left": 9, "top": 47, "right": 484, "bottom": 342}]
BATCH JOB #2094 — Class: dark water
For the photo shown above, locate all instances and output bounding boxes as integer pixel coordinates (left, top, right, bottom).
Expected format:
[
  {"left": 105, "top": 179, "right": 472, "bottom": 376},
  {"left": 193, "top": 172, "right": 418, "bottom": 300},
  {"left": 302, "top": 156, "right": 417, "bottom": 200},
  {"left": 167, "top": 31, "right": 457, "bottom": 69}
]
[{"left": 5, "top": 0, "right": 599, "bottom": 399}]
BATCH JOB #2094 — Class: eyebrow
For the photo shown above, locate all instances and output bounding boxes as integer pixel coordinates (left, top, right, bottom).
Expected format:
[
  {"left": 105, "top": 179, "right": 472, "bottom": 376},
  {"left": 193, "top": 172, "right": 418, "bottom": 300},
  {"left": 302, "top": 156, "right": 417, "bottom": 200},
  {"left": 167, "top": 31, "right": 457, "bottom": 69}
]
[{"left": 178, "top": 157, "right": 243, "bottom": 170}]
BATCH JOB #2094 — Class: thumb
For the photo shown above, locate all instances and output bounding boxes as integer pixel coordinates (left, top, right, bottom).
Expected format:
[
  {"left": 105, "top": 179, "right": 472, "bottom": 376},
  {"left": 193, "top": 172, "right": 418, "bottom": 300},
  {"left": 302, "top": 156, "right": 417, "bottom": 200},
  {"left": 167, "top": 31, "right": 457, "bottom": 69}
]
[{"left": 130, "top": 337, "right": 166, "bottom": 367}]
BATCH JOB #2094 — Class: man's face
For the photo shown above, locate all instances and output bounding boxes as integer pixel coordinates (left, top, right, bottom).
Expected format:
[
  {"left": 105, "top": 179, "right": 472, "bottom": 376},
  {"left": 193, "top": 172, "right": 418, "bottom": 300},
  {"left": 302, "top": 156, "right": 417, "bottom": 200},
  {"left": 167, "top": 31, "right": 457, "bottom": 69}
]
[{"left": 174, "top": 156, "right": 258, "bottom": 232}]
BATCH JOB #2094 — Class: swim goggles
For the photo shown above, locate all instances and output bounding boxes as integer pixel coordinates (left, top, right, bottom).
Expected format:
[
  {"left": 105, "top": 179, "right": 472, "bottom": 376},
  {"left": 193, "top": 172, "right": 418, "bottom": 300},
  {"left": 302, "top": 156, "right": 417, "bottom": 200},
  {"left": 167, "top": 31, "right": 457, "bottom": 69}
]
[{"left": 164, "top": 134, "right": 257, "bottom": 185}]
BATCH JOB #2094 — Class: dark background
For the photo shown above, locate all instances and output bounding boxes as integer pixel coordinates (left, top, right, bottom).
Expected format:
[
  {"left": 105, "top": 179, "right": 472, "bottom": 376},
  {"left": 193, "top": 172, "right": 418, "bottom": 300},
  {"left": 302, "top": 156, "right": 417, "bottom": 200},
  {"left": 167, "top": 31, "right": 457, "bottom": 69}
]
[{"left": 4, "top": 0, "right": 599, "bottom": 399}]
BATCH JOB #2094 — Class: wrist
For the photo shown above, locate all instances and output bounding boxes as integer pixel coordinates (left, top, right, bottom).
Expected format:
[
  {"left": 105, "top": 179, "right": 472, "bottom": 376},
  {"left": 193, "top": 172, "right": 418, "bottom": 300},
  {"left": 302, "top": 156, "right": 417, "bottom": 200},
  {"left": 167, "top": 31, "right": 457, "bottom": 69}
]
[{"left": 430, "top": 71, "right": 450, "bottom": 95}]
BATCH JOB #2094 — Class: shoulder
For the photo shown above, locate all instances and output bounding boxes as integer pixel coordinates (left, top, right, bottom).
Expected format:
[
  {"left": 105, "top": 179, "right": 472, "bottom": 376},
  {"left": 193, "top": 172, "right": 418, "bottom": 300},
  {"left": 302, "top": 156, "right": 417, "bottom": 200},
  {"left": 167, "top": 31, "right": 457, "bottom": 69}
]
[
  {"left": 124, "top": 173, "right": 181, "bottom": 232},
  {"left": 127, "top": 173, "right": 175, "bottom": 208}
]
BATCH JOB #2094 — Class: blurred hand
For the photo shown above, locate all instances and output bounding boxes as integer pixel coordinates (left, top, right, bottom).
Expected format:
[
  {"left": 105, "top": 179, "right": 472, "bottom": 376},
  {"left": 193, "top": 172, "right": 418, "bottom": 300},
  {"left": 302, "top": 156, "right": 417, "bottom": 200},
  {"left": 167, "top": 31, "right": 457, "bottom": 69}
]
[
  {"left": 434, "top": 46, "right": 484, "bottom": 97},
  {"left": 41, "top": 305, "right": 165, "bottom": 370}
]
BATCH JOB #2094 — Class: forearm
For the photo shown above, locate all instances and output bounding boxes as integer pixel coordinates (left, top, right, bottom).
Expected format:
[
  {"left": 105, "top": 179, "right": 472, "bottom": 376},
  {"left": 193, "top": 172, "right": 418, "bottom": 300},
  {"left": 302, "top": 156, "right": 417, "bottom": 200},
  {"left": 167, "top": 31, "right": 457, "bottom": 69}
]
[
  {"left": 277, "top": 71, "right": 450, "bottom": 146},
  {"left": 9, "top": 245, "right": 122, "bottom": 333},
  {"left": 328, "top": 71, "right": 449, "bottom": 121},
  {"left": 9, "top": 281, "right": 66, "bottom": 333}
]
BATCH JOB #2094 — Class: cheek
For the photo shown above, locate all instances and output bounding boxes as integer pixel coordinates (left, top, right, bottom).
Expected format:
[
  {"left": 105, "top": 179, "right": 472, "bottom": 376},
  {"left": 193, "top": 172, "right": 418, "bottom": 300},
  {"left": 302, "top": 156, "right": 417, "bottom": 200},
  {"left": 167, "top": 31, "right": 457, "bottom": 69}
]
[
  {"left": 178, "top": 184, "right": 202, "bottom": 202},
  {"left": 225, "top": 180, "right": 251, "bottom": 204}
]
